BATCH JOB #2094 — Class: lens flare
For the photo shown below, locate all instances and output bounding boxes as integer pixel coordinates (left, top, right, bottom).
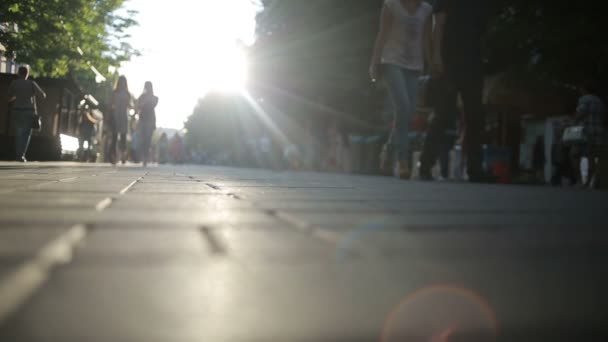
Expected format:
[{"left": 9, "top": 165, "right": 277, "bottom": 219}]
[{"left": 382, "top": 285, "right": 499, "bottom": 342}]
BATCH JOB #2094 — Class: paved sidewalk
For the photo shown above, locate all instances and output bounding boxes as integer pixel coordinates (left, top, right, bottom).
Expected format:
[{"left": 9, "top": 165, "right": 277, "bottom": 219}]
[{"left": 0, "top": 162, "right": 607, "bottom": 341}]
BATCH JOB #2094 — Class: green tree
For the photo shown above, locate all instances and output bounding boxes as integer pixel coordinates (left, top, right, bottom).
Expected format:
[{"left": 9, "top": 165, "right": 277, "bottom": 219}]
[
  {"left": 0, "top": 0, "right": 138, "bottom": 79},
  {"left": 184, "top": 93, "right": 262, "bottom": 165}
]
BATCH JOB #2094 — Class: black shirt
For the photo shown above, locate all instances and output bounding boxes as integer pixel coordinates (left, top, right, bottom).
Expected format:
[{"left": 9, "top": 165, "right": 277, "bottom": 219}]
[{"left": 434, "top": 0, "right": 488, "bottom": 69}]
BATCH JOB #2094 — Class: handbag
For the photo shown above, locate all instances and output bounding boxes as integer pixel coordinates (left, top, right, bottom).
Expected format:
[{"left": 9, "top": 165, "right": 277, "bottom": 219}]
[
  {"left": 32, "top": 114, "right": 42, "bottom": 131},
  {"left": 31, "top": 81, "right": 42, "bottom": 132},
  {"left": 562, "top": 125, "right": 586, "bottom": 143}
]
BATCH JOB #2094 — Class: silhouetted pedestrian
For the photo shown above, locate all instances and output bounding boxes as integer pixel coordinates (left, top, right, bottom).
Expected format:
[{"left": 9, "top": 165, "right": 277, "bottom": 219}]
[
  {"left": 419, "top": 0, "right": 489, "bottom": 182},
  {"left": 110, "top": 75, "right": 133, "bottom": 165},
  {"left": 7, "top": 66, "right": 46, "bottom": 162},
  {"left": 169, "top": 133, "right": 184, "bottom": 164},
  {"left": 78, "top": 108, "right": 97, "bottom": 162},
  {"left": 571, "top": 80, "right": 606, "bottom": 186},
  {"left": 158, "top": 132, "right": 169, "bottom": 164},
  {"left": 136, "top": 81, "right": 158, "bottom": 167}
]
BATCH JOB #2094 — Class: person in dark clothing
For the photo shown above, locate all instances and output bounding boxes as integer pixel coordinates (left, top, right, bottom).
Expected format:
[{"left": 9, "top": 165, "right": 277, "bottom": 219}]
[
  {"left": 110, "top": 75, "right": 133, "bottom": 165},
  {"left": 136, "top": 81, "right": 159, "bottom": 167},
  {"left": 78, "top": 109, "right": 97, "bottom": 162},
  {"left": 419, "top": 0, "right": 488, "bottom": 182},
  {"left": 7, "top": 66, "right": 47, "bottom": 162}
]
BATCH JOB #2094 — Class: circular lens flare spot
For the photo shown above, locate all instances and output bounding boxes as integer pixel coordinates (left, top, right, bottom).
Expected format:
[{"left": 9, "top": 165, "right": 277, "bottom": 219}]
[{"left": 382, "top": 285, "right": 499, "bottom": 342}]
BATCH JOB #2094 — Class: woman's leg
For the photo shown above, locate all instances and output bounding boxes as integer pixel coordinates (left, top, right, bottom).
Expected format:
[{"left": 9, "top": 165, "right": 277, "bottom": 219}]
[
  {"left": 141, "top": 130, "right": 152, "bottom": 165},
  {"left": 110, "top": 131, "right": 119, "bottom": 164},
  {"left": 119, "top": 133, "right": 127, "bottom": 163},
  {"left": 383, "top": 64, "right": 414, "bottom": 164}
]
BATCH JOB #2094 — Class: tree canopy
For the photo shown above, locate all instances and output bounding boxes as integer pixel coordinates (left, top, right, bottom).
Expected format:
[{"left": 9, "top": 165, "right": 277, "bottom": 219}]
[
  {"left": 184, "top": 93, "right": 261, "bottom": 164},
  {"left": 0, "top": 0, "right": 138, "bottom": 80},
  {"left": 486, "top": 0, "right": 606, "bottom": 86}
]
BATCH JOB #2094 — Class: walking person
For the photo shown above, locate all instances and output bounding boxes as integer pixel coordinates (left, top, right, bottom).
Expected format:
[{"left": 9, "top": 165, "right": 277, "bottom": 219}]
[
  {"left": 570, "top": 80, "right": 606, "bottom": 187},
  {"left": 7, "top": 66, "right": 46, "bottom": 162},
  {"left": 157, "top": 132, "right": 169, "bottom": 164},
  {"left": 370, "top": 0, "right": 433, "bottom": 179},
  {"left": 136, "top": 81, "right": 158, "bottom": 166},
  {"left": 110, "top": 75, "right": 133, "bottom": 165},
  {"left": 419, "top": 0, "right": 489, "bottom": 182}
]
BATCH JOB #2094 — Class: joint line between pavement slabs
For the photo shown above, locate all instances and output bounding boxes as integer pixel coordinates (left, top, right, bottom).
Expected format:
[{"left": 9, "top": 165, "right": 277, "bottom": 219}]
[
  {"left": 0, "top": 175, "right": 82, "bottom": 195},
  {"left": 119, "top": 175, "right": 146, "bottom": 195},
  {"left": 267, "top": 210, "right": 343, "bottom": 245},
  {"left": 0, "top": 224, "right": 88, "bottom": 323}
]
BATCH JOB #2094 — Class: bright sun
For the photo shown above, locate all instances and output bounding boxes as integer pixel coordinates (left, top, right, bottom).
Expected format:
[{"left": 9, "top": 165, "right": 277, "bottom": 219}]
[
  {"left": 119, "top": 0, "right": 259, "bottom": 128},
  {"left": 200, "top": 44, "right": 248, "bottom": 93}
]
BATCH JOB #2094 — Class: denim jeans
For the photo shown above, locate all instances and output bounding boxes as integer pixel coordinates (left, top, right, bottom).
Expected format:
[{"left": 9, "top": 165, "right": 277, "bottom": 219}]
[
  {"left": 383, "top": 64, "right": 420, "bottom": 161},
  {"left": 15, "top": 126, "right": 32, "bottom": 160}
]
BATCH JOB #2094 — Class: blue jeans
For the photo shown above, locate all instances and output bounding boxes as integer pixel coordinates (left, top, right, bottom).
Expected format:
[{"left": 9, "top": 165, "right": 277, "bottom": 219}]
[
  {"left": 383, "top": 64, "right": 420, "bottom": 161},
  {"left": 15, "top": 126, "right": 33, "bottom": 160}
]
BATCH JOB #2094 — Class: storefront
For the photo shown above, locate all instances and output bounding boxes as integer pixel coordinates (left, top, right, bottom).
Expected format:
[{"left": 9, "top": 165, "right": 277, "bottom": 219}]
[{"left": 0, "top": 73, "right": 101, "bottom": 161}]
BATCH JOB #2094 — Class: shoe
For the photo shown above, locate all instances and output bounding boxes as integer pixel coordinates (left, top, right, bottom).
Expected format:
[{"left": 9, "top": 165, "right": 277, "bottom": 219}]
[{"left": 18, "top": 156, "right": 27, "bottom": 163}]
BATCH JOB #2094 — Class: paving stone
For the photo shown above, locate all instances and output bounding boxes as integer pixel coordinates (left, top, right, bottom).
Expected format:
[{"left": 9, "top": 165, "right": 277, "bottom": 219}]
[
  {"left": 0, "top": 194, "right": 106, "bottom": 209},
  {"left": 0, "top": 226, "right": 69, "bottom": 257},
  {"left": 0, "top": 162, "right": 607, "bottom": 342}
]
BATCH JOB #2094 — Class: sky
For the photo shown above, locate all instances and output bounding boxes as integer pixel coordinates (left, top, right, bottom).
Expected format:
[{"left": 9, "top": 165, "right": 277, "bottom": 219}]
[{"left": 118, "top": 0, "right": 261, "bottom": 129}]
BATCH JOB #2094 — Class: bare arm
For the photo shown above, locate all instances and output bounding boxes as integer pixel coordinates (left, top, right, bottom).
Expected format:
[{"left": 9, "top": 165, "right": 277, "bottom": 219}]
[
  {"left": 32, "top": 81, "right": 47, "bottom": 99},
  {"left": 369, "top": 4, "right": 394, "bottom": 80},
  {"left": 431, "top": 11, "right": 447, "bottom": 74}
]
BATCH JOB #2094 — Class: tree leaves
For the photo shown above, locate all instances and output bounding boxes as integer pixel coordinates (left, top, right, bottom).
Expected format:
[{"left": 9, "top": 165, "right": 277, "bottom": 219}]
[
  {"left": 486, "top": 0, "right": 606, "bottom": 86},
  {"left": 1, "top": 0, "right": 138, "bottom": 79}
]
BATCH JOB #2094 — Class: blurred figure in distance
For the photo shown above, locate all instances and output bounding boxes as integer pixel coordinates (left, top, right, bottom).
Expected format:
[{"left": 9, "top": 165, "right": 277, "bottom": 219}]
[
  {"left": 110, "top": 75, "right": 133, "bottom": 165},
  {"left": 136, "top": 81, "right": 159, "bottom": 167}
]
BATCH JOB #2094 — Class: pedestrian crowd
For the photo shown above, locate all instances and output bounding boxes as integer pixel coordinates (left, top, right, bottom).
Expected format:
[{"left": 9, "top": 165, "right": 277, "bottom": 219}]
[
  {"left": 368, "top": 0, "right": 605, "bottom": 183},
  {"left": 6, "top": 0, "right": 606, "bottom": 185}
]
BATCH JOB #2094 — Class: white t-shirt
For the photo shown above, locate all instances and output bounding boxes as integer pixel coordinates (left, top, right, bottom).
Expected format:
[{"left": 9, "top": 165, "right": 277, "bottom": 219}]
[{"left": 381, "top": 0, "right": 433, "bottom": 71}]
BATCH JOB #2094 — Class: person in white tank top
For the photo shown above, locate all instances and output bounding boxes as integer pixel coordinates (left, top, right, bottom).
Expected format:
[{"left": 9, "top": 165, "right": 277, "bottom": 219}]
[{"left": 370, "top": 0, "right": 433, "bottom": 179}]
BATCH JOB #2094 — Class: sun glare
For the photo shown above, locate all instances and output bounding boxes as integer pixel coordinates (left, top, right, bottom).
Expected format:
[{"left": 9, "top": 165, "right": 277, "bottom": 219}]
[
  {"left": 200, "top": 44, "right": 249, "bottom": 93},
  {"left": 119, "top": 0, "right": 260, "bottom": 128}
]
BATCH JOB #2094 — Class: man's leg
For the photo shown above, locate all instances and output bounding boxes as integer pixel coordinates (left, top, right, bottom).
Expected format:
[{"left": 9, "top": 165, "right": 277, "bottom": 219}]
[
  {"left": 15, "top": 127, "right": 32, "bottom": 161},
  {"left": 15, "top": 127, "right": 25, "bottom": 160},
  {"left": 459, "top": 73, "right": 485, "bottom": 181},
  {"left": 420, "top": 77, "right": 458, "bottom": 178}
]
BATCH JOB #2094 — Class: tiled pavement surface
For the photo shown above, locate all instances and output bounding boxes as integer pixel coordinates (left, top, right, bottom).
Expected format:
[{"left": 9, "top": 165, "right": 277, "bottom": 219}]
[{"left": 0, "top": 162, "right": 607, "bottom": 341}]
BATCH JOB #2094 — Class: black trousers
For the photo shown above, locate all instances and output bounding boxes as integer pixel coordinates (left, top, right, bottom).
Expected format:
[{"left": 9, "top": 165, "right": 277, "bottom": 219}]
[
  {"left": 421, "top": 69, "right": 485, "bottom": 179},
  {"left": 110, "top": 131, "right": 127, "bottom": 162}
]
